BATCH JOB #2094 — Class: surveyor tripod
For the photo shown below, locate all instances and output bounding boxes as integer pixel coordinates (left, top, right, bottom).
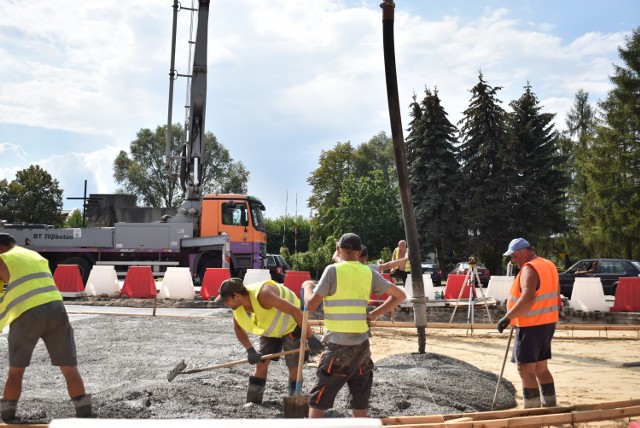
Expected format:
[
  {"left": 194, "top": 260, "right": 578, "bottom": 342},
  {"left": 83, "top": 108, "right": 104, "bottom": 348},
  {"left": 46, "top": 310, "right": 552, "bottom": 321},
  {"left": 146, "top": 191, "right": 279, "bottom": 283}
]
[{"left": 449, "top": 257, "right": 493, "bottom": 332}]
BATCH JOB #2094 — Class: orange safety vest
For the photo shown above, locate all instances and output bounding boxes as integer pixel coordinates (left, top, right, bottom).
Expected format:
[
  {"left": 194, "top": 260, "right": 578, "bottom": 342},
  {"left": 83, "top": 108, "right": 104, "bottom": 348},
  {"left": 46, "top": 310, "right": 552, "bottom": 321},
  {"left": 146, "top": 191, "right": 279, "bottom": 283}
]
[{"left": 507, "top": 257, "right": 559, "bottom": 327}]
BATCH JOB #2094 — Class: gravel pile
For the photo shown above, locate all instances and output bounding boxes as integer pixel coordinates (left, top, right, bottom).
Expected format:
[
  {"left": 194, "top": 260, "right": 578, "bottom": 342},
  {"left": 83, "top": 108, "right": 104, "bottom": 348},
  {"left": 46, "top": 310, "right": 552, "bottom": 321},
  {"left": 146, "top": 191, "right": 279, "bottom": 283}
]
[{"left": 0, "top": 313, "right": 516, "bottom": 422}]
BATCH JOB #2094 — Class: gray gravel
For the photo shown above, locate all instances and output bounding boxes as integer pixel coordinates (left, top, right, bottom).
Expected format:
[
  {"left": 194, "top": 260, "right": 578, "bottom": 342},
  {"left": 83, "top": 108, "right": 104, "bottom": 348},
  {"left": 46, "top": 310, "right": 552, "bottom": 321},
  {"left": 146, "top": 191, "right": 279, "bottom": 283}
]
[{"left": 0, "top": 312, "right": 516, "bottom": 422}]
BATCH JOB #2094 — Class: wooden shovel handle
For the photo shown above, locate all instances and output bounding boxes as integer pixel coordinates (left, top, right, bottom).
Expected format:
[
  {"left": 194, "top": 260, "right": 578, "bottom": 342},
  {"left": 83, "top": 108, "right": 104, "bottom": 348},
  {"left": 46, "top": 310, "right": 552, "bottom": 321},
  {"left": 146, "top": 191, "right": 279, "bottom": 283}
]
[
  {"left": 182, "top": 347, "right": 306, "bottom": 374},
  {"left": 295, "top": 309, "right": 309, "bottom": 385}
]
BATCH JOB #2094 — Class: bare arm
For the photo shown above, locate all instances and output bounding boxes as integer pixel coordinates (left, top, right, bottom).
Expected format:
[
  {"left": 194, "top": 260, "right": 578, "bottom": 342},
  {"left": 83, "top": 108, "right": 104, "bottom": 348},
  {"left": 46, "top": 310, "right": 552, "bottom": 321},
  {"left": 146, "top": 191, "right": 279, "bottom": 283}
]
[
  {"left": 378, "top": 257, "right": 408, "bottom": 271},
  {"left": 303, "top": 280, "right": 323, "bottom": 312},
  {"left": 332, "top": 249, "right": 342, "bottom": 263},
  {"left": 232, "top": 318, "right": 254, "bottom": 350},
  {"left": 505, "top": 265, "right": 538, "bottom": 319},
  {"left": 258, "top": 283, "right": 315, "bottom": 337}
]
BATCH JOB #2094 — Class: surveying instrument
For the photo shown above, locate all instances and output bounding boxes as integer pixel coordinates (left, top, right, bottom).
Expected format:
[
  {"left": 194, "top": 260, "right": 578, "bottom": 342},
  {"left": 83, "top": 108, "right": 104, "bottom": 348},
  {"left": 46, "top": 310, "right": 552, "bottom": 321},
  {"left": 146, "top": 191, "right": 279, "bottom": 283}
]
[{"left": 449, "top": 256, "right": 493, "bottom": 332}]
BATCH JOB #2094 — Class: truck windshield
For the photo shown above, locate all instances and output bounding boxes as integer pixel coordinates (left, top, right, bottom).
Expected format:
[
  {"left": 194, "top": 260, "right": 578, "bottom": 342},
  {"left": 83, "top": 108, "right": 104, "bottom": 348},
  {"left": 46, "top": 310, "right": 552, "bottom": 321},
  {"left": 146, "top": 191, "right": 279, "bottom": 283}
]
[{"left": 249, "top": 201, "right": 266, "bottom": 232}]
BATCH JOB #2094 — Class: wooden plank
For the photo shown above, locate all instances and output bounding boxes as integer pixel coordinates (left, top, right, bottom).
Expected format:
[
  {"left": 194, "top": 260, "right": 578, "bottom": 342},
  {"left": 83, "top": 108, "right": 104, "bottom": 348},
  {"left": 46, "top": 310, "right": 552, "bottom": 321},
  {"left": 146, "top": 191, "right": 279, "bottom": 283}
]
[{"left": 382, "top": 399, "right": 640, "bottom": 425}]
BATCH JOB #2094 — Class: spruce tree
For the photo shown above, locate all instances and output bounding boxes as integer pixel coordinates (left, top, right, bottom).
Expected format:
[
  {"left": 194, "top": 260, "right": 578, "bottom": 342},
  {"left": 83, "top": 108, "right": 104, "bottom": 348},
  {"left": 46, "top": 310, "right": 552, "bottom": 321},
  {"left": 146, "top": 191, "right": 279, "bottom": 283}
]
[
  {"left": 457, "top": 73, "right": 514, "bottom": 272},
  {"left": 406, "top": 88, "right": 462, "bottom": 270},
  {"left": 585, "top": 28, "right": 640, "bottom": 258},
  {"left": 508, "top": 83, "right": 569, "bottom": 241}
]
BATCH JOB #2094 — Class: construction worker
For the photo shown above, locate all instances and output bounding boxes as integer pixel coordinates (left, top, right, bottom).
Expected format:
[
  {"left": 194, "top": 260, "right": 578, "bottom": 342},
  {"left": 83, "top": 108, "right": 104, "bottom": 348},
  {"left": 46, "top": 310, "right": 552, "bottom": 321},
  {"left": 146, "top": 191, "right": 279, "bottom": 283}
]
[
  {"left": 215, "top": 277, "right": 323, "bottom": 403},
  {"left": 390, "top": 240, "right": 410, "bottom": 283},
  {"left": 303, "top": 233, "right": 406, "bottom": 418},
  {"left": 0, "top": 233, "right": 91, "bottom": 421},
  {"left": 498, "top": 238, "right": 560, "bottom": 408}
]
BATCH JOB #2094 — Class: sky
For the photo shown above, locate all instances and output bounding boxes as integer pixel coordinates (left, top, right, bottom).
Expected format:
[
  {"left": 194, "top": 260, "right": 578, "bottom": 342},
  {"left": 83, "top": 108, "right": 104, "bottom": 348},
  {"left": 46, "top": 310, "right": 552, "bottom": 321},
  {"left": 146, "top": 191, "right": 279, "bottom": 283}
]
[{"left": 0, "top": 0, "right": 638, "bottom": 220}]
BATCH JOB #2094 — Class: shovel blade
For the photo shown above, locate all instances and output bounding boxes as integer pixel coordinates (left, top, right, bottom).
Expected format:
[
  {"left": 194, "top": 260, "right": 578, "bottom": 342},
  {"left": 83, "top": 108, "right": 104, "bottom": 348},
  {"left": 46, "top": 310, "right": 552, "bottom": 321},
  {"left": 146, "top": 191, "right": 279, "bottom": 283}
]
[{"left": 283, "top": 394, "right": 309, "bottom": 418}]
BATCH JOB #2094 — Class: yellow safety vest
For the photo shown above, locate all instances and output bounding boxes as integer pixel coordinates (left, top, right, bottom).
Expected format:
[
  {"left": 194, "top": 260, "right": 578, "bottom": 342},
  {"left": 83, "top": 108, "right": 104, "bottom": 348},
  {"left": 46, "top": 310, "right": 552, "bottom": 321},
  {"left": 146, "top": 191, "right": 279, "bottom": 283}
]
[
  {"left": 507, "top": 257, "right": 559, "bottom": 327},
  {"left": 0, "top": 246, "right": 62, "bottom": 330},
  {"left": 233, "top": 281, "right": 299, "bottom": 337},
  {"left": 392, "top": 247, "right": 411, "bottom": 272},
  {"left": 324, "top": 261, "right": 371, "bottom": 333}
]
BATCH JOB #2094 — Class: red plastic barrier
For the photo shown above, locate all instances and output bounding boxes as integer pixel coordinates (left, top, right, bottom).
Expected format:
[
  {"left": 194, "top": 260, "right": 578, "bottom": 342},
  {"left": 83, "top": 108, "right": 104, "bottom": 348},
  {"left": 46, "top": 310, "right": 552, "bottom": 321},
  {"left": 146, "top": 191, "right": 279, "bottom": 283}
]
[
  {"left": 200, "top": 268, "right": 231, "bottom": 300},
  {"left": 120, "top": 266, "right": 156, "bottom": 299},
  {"left": 369, "top": 273, "right": 393, "bottom": 306},
  {"left": 443, "top": 274, "right": 477, "bottom": 299},
  {"left": 283, "top": 271, "right": 311, "bottom": 298},
  {"left": 610, "top": 277, "right": 640, "bottom": 312},
  {"left": 53, "top": 264, "right": 84, "bottom": 292}
]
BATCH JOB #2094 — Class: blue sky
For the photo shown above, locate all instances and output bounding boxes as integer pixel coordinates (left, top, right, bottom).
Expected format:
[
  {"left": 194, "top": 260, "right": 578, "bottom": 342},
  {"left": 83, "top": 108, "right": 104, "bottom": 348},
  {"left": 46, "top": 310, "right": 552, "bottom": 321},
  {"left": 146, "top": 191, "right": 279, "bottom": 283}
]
[{"left": 0, "top": 0, "right": 638, "bottom": 219}]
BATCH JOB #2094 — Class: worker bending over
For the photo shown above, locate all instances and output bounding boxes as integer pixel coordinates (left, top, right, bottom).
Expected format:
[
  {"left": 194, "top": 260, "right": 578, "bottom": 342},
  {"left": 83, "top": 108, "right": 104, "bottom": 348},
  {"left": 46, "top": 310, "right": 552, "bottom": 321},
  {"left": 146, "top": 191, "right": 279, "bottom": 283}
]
[
  {"left": 498, "top": 238, "right": 559, "bottom": 408},
  {"left": 215, "top": 278, "right": 323, "bottom": 403},
  {"left": 303, "top": 233, "right": 406, "bottom": 418},
  {"left": 0, "top": 233, "right": 91, "bottom": 421}
]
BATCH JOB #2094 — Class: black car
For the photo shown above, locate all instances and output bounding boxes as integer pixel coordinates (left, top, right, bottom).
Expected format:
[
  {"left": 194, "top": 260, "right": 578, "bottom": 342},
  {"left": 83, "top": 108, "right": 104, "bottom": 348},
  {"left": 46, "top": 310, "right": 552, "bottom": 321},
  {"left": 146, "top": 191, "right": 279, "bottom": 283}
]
[
  {"left": 559, "top": 258, "right": 640, "bottom": 298},
  {"left": 266, "top": 254, "right": 289, "bottom": 283},
  {"left": 421, "top": 262, "right": 442, "bottom": 287}
]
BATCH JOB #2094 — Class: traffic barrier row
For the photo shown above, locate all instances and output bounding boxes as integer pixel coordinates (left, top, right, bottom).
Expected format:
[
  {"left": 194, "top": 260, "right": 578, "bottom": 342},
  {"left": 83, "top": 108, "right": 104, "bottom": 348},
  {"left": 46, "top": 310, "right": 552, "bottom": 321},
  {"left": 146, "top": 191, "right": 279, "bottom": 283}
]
[{"left": 52, "top": 264, "right": 313, "bottom": 301}]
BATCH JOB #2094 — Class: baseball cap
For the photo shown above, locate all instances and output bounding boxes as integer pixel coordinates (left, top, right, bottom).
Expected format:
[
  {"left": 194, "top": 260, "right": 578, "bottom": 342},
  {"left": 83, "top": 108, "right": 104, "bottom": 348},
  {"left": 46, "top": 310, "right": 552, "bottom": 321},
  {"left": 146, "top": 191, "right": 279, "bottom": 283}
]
[
  {"left": 0, "top": 233, "right": 16, "bottom": 245},
  {"left": 213, "top": 277, "right": 245, "bottom": 303},
  {"left": 503, "top": 238, "right": 530, "bottom": 256},
  {"left": 338, "top": 233, "right": 361, "bottom": 251}
]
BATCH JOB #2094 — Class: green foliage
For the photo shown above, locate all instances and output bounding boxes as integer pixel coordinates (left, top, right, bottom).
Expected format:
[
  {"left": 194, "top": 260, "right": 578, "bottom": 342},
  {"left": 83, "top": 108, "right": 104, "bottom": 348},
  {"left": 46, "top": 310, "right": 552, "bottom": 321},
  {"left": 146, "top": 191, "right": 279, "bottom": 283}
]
[
  {"left": 0, "top": 165, "right": 64, "bottom": 227},
  {"left": 326, "top": 170, "right": 403, "bottom": 257},
  {"left": 406, "top": 88, "right": 464, "bottom": 270},
  {"left": 264, "top": 215, "right": 311, "bottom": 254},
  {"left": 457, "top": 72, "right": 514, "bottom": 272},
  {"left": 114, "top": 124, "right": 248, "bottom": 208},
  {"left": 508, "top": 83, "right": 569, "bottom": 240},
  {"left": 287, "top": 236, "right": 337, "bottom": 279},
  {"left": 64, "top": 209, "right": 84, "bottom": 227}
]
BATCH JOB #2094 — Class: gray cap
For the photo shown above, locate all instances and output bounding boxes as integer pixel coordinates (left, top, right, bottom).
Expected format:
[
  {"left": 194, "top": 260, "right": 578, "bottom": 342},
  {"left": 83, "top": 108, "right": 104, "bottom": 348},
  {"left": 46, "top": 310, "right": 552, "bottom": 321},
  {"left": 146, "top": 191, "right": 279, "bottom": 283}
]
[{"left": 338, "top": 233, "right": 361, "bottom": 251}]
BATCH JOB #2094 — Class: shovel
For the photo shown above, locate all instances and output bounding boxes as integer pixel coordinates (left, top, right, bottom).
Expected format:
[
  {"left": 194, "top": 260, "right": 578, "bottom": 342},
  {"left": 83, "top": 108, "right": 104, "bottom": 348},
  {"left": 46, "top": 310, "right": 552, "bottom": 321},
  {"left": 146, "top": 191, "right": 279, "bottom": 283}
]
[
  {"left": 283, "top": 307, "right": 310, "bottom": 418},
  {"left": 167, "top": 348, "right": 305, "bottom": 382}
]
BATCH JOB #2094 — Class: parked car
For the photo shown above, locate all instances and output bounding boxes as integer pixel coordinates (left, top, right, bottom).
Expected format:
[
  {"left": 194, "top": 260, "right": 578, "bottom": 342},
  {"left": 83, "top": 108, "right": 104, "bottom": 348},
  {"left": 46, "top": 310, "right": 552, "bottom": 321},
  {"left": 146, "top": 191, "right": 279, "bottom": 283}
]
[
  {"left": 421, "top": 262, "right": 442, "bottom": 287},
  {"left": 448, "top": 262, "right": 491, "bottom": 287},
  {"left": 265, "top": 254, "right": 289, "bottom": 283},
  {"left": 559, "top": 258, "right": 640, "bottom": 298}
]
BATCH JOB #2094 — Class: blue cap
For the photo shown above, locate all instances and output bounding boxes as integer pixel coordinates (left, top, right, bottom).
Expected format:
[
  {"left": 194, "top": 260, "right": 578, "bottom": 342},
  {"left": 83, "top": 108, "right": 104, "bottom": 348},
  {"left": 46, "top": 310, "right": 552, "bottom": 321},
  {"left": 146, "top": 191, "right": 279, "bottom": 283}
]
[{"left": 503, "top": 238, "right": 530, "bottom": 256}]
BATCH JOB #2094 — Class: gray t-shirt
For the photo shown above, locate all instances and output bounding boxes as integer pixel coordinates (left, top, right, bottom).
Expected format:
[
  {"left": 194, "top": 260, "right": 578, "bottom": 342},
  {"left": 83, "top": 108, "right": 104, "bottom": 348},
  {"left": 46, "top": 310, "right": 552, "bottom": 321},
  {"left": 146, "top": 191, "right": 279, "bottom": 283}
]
[{"left": 314, "top": 263, "right": 393, "bottom": 345}]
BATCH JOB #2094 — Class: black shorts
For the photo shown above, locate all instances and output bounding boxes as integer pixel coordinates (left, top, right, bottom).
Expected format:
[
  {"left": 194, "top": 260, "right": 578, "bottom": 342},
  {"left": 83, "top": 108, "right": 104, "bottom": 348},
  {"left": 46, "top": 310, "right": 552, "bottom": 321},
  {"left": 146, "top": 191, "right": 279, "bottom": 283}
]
[
  {"left": 8, "top": 300, "right": 78, "bottom": 368},
  {"left": 258, "top": 332, "right": 301, "bottom": 368},
  {"left": 391, "top": 270, "right": 408, "bottom": 283},
  {"left": 308, "top": 341, "right": 374, "bottom": 411},
  {"left": 513, "top": 323, "right": 556, "bottom": 364}
]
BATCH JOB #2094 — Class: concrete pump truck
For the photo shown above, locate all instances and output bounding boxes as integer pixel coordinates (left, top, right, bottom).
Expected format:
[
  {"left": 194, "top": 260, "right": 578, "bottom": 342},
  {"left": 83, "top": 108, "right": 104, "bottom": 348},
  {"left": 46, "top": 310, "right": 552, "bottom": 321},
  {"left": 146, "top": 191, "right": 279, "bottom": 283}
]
[{"left": 0, "top": 0, "right": 268, "bottom": 284}]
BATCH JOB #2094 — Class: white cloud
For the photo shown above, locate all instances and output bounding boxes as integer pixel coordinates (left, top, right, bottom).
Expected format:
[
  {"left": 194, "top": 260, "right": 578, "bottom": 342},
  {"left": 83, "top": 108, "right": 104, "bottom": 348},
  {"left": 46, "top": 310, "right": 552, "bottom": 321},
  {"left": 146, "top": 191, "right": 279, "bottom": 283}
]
[
  {"left": 0, "top": 143, "right": 27, "bottom": 162},
  {"left": 0, "top": 0, "right": 634, "bottom": 217}
]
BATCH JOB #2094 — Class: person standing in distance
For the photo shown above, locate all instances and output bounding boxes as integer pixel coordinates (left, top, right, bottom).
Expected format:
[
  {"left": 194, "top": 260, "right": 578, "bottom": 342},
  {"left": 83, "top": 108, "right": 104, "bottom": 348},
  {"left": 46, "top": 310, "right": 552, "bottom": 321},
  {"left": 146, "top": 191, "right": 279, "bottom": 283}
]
[
  {"left": 0, "top": 233, "right": 91, "bottom": 421},
  {"left": 498, "top": 238, "right": 560, "bottom": 408},
  {"left": 214, "top": 278, "right": 323, "bottom": 403},
  {"left": 389, "top": 240, "right": 410, "bottom": 284},
  {"left": 303, "top": 233, "right": 406, "bottom": 418}
]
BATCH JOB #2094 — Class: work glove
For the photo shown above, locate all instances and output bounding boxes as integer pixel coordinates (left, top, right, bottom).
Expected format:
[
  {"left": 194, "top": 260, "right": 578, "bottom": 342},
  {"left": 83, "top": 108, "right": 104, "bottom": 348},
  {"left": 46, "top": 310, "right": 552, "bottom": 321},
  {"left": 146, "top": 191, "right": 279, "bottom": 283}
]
[
  {"left": 247, "top": 347, "right": 262, "bottom": 364},
  {"left": 497, "top": 316, "right": 511, "bottom": 333},
  {"left": 307, "top": 335, "right": 324, "bottom": 356}
]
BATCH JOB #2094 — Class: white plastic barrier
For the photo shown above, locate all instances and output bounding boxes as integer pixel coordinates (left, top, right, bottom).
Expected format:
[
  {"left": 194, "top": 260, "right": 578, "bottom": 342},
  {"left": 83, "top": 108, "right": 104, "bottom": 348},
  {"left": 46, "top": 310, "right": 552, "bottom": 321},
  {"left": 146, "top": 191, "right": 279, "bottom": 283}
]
[
  {"left": 50, "top": 418, "right": 382, "bottom": 428},
  {"left": 243, "top": 268, "right": 271, "bottom": 285},
  {"left": 157, "top": 267, "right": 195, "bottom": 300},
  {"left": 486, "top": 276, "right": 513, "bottom": 304},
  {"left": 85, "top": 265, "right": 120, "bottom": 297},
  {"left": 569, "top": 277, "right": 608, "bottom": 312},
  {"left": 401, "top": 274, "right": 435, "bottom": 307}
]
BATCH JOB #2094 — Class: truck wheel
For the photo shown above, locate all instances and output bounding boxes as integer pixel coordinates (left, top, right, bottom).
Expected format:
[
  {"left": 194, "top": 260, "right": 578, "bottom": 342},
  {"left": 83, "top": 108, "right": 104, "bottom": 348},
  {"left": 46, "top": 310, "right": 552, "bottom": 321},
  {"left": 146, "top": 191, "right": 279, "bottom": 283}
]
[
  {"left": 197, "top": 260, "right": 222, "bottom": 286},
  {"left": 61, "top": 256, "right": 92, "bottom": 285}
]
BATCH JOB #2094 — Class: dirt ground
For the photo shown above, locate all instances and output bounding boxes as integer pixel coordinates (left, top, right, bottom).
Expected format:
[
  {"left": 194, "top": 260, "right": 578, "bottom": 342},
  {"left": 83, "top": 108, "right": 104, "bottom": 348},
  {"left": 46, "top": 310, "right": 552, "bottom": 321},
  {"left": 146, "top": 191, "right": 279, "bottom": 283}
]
[{"left": 0, "top": 303, "right": 638, "bottom": 426}]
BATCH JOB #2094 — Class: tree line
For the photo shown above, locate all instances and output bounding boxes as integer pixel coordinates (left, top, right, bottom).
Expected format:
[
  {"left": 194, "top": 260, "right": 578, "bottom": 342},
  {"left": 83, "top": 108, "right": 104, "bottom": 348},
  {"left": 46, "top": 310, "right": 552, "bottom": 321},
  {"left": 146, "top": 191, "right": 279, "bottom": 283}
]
[
  {"left": 272, "top": 28, "right": 640, "bottom": 276},
  {"left": 2, "top": 28, "right": 639, "bottom": 277}
]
